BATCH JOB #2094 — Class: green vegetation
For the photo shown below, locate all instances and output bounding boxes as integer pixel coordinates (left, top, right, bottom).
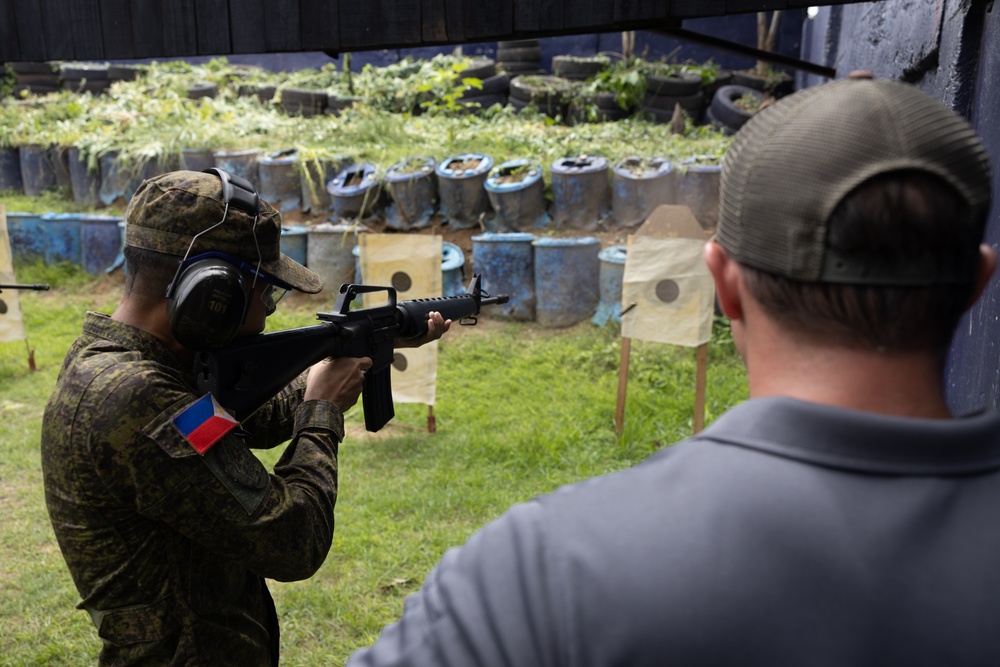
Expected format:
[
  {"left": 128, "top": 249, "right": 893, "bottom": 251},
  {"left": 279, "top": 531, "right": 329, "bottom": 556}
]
[
  {"left": 1, "top": 57, "right": 730, "bottom": 187},
  {"left": 0, "top": 260, "right": 748, "bottom": 665}
]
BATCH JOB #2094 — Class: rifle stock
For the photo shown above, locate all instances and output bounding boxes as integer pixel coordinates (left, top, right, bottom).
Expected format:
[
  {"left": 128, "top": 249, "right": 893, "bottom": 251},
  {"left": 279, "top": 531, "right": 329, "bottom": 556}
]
[{"left": 194, "top": 274, "right": 508, "bottom": 431}]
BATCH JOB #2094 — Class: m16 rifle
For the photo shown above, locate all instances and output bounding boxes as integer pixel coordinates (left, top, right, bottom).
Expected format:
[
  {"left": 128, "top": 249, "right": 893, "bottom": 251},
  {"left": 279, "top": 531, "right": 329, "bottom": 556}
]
[{"left": 194, "top": 274, "right": 509, "bottom": 431}]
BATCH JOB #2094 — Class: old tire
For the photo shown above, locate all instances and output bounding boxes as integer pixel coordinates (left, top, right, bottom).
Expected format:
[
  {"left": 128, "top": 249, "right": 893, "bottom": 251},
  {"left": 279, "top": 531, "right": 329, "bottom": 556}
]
[{"left": 709, "top": 85, "right": 765, "bottom": 132}]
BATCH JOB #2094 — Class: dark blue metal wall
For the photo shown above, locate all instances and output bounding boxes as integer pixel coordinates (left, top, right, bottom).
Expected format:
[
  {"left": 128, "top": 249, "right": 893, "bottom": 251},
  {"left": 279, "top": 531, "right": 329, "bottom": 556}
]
[
  {"left": 946, "top": 5, "right": 1000, "bottom": 415},
  {"left": 112, "top": 12, "right": 805, "bottom": 76},
  {"left": 802, "top": 0, "right": 1000, "bottom": 415}
]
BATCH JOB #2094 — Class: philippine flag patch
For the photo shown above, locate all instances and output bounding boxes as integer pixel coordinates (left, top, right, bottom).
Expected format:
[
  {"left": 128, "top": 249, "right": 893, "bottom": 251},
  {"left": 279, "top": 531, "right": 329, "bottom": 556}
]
[{"left": 172, "top": 393, "right": 239, "bottom": 455}]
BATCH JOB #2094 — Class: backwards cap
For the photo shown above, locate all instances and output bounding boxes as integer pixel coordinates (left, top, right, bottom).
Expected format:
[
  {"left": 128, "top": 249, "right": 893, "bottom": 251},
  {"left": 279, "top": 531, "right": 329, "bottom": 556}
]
[
  {"left": 124, "top": 170, "right": 323, "bottom": 293},
  {"left": 716, "top": 79, "right": 992, "bottom": 285}
]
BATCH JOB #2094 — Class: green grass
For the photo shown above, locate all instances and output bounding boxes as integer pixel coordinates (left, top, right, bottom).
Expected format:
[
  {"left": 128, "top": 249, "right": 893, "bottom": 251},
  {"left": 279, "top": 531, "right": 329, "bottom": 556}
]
[{"left": 0, "top": 261, "right": 748, "bottom": 666}]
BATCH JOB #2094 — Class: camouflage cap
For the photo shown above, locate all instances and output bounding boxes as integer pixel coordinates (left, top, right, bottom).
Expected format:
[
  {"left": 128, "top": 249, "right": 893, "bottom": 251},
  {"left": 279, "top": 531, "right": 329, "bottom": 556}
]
[{"left": 124, "top": 170, "right": 324, "bottom": 293}]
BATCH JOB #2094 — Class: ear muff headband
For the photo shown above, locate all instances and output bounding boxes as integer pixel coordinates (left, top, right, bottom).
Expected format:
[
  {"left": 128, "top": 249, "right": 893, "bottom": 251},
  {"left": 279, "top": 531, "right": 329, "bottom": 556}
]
[{"left": 165, "top": 168, "right": 263, "bottom": 349}]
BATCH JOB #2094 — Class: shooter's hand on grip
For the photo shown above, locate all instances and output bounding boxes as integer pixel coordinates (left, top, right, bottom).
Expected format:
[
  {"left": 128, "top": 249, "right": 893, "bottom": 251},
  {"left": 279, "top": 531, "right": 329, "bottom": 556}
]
[{"left": 306, "top": 356, "right": 373, "bottom": 412}]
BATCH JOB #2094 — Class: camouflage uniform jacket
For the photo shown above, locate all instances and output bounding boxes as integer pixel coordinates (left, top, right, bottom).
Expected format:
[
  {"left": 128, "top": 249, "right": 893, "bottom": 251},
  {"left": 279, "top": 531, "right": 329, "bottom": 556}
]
[{"left": 41, "top": 312, "right": 345, "bottom": 666}]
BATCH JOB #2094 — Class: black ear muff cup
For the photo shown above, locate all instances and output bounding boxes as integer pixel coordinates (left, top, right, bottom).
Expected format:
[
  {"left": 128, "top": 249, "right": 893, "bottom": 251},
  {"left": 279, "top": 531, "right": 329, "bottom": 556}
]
[{"left": 167, "top": 258, "right": 249, "bottom": 350}]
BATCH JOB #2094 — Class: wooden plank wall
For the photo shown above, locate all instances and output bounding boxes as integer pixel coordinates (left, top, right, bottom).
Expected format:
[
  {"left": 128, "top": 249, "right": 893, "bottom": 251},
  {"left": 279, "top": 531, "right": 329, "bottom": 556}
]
[{"left": 0, "top": 0, "right": 863, "bottom": 63}]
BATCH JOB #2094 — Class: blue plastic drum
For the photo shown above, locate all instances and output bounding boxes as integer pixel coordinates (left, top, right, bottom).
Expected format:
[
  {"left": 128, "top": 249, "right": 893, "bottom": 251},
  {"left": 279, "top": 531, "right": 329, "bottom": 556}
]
[
  {"left": 532, "top": 236, "right": 601, "bottom": 328},
  {"left": 280, "top": 224, "right": 308, "bottom": 267},
  {"left": 592, "top": 245, "right": 627, "bottom": 326},
  {"left": 42, "top": 212, "right": 84, "bottom": 265},
  {"left": 81, "top": 214, "right": 125, "bottom": 274},
  {"left": 471, "top": 232, "right": 536, "bottom": 321},
  {"left": 5, "top": 212, "right": 46, "bottom": 261}
]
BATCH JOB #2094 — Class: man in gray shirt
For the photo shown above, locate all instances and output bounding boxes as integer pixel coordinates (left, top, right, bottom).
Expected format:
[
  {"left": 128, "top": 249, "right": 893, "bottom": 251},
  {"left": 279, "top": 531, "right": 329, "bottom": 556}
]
[{"left": 348, "top": 78, "right": 1000, "bottom": 666}]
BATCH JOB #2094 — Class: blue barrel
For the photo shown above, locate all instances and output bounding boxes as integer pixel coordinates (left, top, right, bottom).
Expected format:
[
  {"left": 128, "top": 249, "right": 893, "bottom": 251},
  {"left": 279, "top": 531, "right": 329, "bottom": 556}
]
[
  {"left": 300, "top": 155, "right": 347, "bottom": 214},
  {"left": 484, "top": 159, "right": 549, "bottom": 232},
  {"left": 259, "top": 149, "right": 301, "bottom": 212},
  {"left": 436, "top": 152, "right": 493, "bottom": 230},
  {"left": 180, "top": 148, "right": 216, "bottom": 172},
  {"left": 68, "top": 146, "right": 101, "bottom": 206},
  {"left": 327, "top": 163, "right": 382, "bottom": 220},
  {"left": 676, "top": 156, "right": 722, "bottom": 231},
  {"left": 280, "top": 224, "right": 308, "bottom": 266},
  {"left": 0, "top": 146, "right": 24, "bottom": 193},
  {"left": 81, "top": 214, "right": 125, "bottom": 274},
  {"left": 6, "top": 212, "right": 46, "bottom": 261},
  {"left": 42, "top": 212, "right": 83, "bottom": 265},
  {"left": 611, "top": 156, "right": 675, "bottom": 227},
  {"left": 549, "top": 155, "right": 610, "bottom": 232},
  {"left": 442, "top": 242, "right": 466, "bottom": 297},
  {"left": 20, "top": 144, "right": 57, "bottom": 197},
  {"left": 532, "top": 236, "right": 601, "bottom": 328},
  {"left": 307, "top": 222, "right": 358, "bottom": 292},
  {"left": 592, "top": 245, "right": 627, "bottom": 326},
  {"left": 352, "top": 245, "right": 363, "bottom": 284},
  {"left": 107, "top": 221, "right": 127, "bottom": 273},
  {"left": 213, "top": 149, "right": 260, "bottom": 185},
  {"left": 385, "top": 156, "right": 437, "bottom": 231},
  {"left": 471, "top": 232, "right": 536, "bottom": 321},
  {"left": 99, "top": 152, "right": 155, "bottom": 206}
]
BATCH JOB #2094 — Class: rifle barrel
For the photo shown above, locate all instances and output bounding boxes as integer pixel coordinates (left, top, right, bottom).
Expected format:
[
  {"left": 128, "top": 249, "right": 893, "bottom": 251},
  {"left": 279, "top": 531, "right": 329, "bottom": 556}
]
[{"left": 0, "top": 283, "right": 50, "bottom": 291}]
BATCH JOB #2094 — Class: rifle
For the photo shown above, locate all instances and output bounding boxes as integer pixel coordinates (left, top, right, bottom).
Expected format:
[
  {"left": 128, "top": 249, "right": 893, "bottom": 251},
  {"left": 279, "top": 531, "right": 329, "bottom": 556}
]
[
  {"left": 194, "top": 274, "right": 509, "bottom": 431},
  {"left": 0, "top": 283, "right": 50, "bottom": 315}
]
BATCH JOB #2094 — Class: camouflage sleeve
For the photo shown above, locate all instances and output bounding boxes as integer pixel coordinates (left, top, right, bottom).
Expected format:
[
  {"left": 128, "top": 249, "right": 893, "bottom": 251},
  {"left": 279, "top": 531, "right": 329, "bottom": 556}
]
[
  {"left": 89, "top": 366, "right": 341, "bottom": 582},
  {"left": 240, "top": 371, "right": 309, "bottom": 450}
]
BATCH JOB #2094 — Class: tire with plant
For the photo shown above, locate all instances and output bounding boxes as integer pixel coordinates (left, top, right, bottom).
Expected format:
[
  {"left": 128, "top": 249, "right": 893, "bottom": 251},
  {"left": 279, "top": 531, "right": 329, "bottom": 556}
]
[
  {"left": 461, "top": 73, "right": 509, "bottom": 97},
  {"left": 552, "top": 55, "right": 610, "bottom": 81},
  {"left": 498, "top": 62, "right": 545, "bottom": 75},
  {"left": 709, "top": 85, "right": 766, "bottom": 133},
  {"left": 509, "top": 75, "right": 571, "bottom": 118},
  {"left": 732, "top": 69, "right": 794, "bottom": 98},
  {"left": 460, "top": 58, "right": 497, "bottom": 80},
  {"left": 280, "top": 87, "right": 328, "bottom": 117},
  {"left": 498, "top": 39, "right": 538, "bottom": 49},
  {"left": 568, "top": 91, "right": 629, "bottom": 124},
  {"left": 497, "top": 46, "right": 542, "bottom": 62},
  {"left": 187, "top": 81, "right": 218, "bottom": 100},
  {"left": 644, "top": 90, "right": 703, "bottom": 113},
  {"left": 645, "top": 72, "right": 702, "bottom": 97}
]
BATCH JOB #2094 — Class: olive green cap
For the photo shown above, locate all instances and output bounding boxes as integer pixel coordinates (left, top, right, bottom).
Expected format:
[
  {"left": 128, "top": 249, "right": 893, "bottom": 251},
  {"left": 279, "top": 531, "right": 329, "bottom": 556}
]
[
  {"left": 716, "top": 79, "right": 992, "bottom": 285},
  {"left": 124, "top": 170, "right": 324, "bottom": 293}
]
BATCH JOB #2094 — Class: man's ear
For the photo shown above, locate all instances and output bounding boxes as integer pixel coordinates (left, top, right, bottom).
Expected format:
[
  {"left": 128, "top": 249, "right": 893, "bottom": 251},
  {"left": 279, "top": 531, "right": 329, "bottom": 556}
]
[
  {"left": 966, "top": 243, "right": 997, "bottom": 311},
  {"left": 703, "top": 240, "right": 744, "bottom": 321}
]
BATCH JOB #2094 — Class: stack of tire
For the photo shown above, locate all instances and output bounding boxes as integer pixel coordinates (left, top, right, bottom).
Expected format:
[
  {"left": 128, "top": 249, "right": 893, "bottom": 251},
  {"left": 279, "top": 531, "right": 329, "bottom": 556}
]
[
  {"left": 552, "top": 55, "right": 609, "bottom": 82},
  {"left": 568, "top": 91, "right": 629, "bottom": 124},
  {"left": 279, "top": 87, "right": 328, "bottom": 117},
  {"left": 507, "top": 75, "right": 572, "bottom": 120},
  {"left": 496, "top": 39, "right": 544, "bottom": 77},
  {"left": 705, "top": 85, "right": 766, "bottom": 135},
  {"left": 456, "top": 58, "right": 508, "bottom": 113},
  {"left": 187, "top": 81, "right": 218, "bottom": 100},
  {"left": 108, "top": 64, "right": 144, "bottom": 83},
  {"left": 642, "top": 71, "right": 704, "bottom": 125},
  {"left": 61, "top": 63, "right": 111, "bottom": 95},
  {"left": 236, "top": 83, "right": 277, "bottom": 104},
  {"left": 9, "top": 62, "right": 61, "bottom": 96}
]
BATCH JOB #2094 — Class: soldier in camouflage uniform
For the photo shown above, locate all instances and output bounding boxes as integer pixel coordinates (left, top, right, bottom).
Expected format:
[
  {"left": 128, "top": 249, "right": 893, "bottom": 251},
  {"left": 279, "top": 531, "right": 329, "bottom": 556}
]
[{"left": 40, "top": 170, "right": 449, "bottom": 665}]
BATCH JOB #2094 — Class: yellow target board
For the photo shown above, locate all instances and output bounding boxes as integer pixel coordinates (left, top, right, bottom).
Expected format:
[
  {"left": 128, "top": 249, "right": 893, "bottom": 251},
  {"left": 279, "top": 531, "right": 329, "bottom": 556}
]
[
  {"left": 0, "top": 206, "right": 27, "bottom": 344},
  {"left": 359, "top": 233, "right": 443, "bottom": 407}
]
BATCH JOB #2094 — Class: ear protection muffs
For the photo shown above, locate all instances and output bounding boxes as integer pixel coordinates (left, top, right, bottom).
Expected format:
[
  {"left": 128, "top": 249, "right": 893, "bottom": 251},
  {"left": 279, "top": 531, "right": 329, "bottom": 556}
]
[{"left": 165, "top": 168, "right": 262, "bottom": 351}]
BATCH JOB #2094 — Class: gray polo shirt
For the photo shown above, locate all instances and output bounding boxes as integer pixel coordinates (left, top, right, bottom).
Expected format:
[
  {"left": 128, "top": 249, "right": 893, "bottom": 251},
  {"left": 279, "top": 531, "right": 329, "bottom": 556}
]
[{"left": 349, "top": 397, "right": 1000, "bottom": 667}]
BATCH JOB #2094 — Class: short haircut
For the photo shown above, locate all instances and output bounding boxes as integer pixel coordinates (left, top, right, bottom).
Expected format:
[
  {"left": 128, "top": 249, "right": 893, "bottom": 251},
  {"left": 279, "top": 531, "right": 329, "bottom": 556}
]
[
  {"left": 740, "top": 170, "right": 983, "bottom": 352},
  {"left": 123, "top": 245, "right": 181, "bottom": 304}
]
